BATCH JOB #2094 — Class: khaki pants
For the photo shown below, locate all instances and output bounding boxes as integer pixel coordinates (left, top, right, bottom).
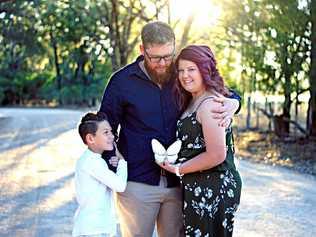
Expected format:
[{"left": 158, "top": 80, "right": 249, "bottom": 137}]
[{"left": 115, "top": 177, "right": 184, "bottom": 237}]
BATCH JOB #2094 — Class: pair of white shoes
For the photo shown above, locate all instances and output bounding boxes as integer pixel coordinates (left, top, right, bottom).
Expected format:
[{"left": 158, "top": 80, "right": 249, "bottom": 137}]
[{"left": 151, "top": 139, "right": 182, "bottom": 164}]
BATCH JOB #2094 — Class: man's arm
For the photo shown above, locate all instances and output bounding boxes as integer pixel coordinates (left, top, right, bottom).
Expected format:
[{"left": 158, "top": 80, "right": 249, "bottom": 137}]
[
  {"left": 228, "top": 89, "right": 242, "bottom": 114},
  {"left": 211, "top": 90, "right": 241, "bottom": 127},
  {"left": 99, "top": 75, "right": 123, "bottom": 132},
  {"left": 99, "top": 75, "right": 123, "bottom": 171}
]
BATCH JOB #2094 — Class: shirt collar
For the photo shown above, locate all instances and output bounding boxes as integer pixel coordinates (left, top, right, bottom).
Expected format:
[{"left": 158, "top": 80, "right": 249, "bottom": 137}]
[
  {"left": 130, "top": 55, "right": 150, "bottom": 80},
  {"left": 85, "top": 148, "right": 102, "bottom": 159},
  {"left": 139, "top": 60, "right": 152, "bottom": 80}
]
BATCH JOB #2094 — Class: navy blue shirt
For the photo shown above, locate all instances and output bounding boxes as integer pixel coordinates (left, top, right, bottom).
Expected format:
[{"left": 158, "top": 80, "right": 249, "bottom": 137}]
[{"left": 100, "top": 55, "right": 241, "bottom": 187}]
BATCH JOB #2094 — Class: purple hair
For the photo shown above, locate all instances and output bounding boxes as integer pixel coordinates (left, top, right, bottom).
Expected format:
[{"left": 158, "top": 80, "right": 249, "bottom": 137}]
[{"left": 174, "top": 45, "right": 231, "bottom": 111}]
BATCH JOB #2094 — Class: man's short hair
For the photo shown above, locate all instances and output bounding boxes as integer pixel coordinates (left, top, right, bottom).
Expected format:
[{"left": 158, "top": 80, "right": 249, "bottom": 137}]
[
  {"left": 78, "top": 112, "right": 108, "bottom": 144},
  {"left": 141, "top": 21, "right": 175, "bottom": 48}
]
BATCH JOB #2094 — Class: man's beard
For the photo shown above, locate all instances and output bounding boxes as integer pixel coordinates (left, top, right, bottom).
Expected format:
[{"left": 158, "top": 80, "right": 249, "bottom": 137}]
[{"left": 144, "top": 60, "right": 174, "bottom": 86}]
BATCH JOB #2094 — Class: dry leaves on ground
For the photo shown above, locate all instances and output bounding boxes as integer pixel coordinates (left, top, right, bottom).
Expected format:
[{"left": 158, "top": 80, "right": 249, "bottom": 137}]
[{"left": 234, "top": 131, "right": 316, "bottom": 175}]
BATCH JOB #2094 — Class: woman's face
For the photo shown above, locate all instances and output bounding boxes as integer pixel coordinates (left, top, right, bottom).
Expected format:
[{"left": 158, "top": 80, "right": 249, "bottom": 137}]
[{"left": 177, "top": 59, "right": 206, "bottom": 96}]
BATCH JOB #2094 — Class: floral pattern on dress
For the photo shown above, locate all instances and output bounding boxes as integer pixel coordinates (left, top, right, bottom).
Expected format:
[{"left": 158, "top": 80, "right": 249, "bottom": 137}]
[{"left": 177, "top": 108, "right": 242, "bottom": 237}]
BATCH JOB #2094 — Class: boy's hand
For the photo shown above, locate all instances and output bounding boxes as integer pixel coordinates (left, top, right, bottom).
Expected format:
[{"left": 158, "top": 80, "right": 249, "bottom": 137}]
[
  {"left": 109, "top": 156, "right": 119, "bottom": 167},
  {"left": 114, "top": 143, "right": 125, "bottom": 160}
]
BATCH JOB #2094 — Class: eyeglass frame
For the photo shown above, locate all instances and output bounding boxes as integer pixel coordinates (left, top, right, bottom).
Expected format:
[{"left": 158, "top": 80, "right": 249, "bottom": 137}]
[{"left": 143, "top": 46, "right": 175, "bottom": 64}]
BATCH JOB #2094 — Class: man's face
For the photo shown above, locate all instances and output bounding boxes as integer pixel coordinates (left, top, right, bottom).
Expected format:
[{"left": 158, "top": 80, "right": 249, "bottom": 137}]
[{"left": 141, "top": 42, "right": 175, "bottom": 85}]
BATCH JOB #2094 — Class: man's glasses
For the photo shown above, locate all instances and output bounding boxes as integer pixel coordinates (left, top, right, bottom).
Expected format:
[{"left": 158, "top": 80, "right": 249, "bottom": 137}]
[{"left": 144, "top": 48, "right": 175, "bottom": 64}]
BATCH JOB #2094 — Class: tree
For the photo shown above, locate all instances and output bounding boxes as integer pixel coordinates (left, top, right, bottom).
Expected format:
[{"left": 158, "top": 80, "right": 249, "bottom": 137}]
[
  {"left": 95, "top": 0, "right": 167, "bottom": 70},
  {"left": 220, "top": 0, "right": 311, "bottom": 136},
  {"left": 0, "top": 0, "right": 45, "bottom": 104},
  {"left": 307, "top": 0, "right": 316, "bottom": 137}
]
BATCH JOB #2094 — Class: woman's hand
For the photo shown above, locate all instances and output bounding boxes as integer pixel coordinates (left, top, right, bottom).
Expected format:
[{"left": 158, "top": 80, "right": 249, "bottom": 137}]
[{"left": 157, "top": 161, "right": 176, "bottom": 174}]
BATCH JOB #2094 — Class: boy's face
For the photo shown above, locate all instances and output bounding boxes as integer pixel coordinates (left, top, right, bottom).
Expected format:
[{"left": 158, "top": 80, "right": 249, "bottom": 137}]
[{"left": 90, "top": 120, "right": 114, "bottom": 153}]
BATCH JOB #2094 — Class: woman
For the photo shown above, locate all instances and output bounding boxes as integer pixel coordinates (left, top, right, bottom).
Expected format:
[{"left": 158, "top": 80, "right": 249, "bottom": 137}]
[{"left": 160, "top": 45, "right": 242, "bottom": 237}]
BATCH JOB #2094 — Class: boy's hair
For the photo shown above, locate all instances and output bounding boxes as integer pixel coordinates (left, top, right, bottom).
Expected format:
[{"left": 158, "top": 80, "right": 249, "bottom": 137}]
[
  {"left": 78, "top": 112, "right": 109, "bottom": 144},
  {"left": 141, "top": 21, "right": 175, "bottom": 48}
]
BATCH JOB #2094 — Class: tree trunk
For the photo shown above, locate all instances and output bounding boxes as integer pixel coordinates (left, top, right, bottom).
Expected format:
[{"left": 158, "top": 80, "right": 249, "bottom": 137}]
[
  {"left": 268, "top": 102, "right": 274, "bottom": 131},
  {"left": 167, "top": 0, "right": 171, "bottom": 24},
  {"left": 108, "top": 0, "right": 121, "bottom": 71},
  {"left": 75, "top": 41, "right": 89, "bottom": 85},
  {"left": 178, "top": 14, "right": 194, "bottom": 51},
  {"left": 246, "top": 96, "right": 251, "bottom": 129},
  {"left": 294, "top": 74, "right": 299, "bottom": 137},
  {"left": 50, "top": 31, "right": 62, "bottom": 91},
  {"left": 256, "top": 104, "right": 259, "bottom": 129},
  {"left": 281, "top": 41, "right": 291, "bottom": 135},
  {"left": 274, "top": 115, "right": 289, "bottom": 137},
  {"left": 307, "top": 0, "right": 316, "bottom": 137},
  {"left": 282, "top": 71, "right": 291, "bottom": 135}
]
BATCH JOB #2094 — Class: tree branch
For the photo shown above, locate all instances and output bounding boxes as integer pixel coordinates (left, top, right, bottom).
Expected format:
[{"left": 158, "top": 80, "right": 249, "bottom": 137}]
[{"left": 258, "top": 108, "right": 307, "bottom": 135}]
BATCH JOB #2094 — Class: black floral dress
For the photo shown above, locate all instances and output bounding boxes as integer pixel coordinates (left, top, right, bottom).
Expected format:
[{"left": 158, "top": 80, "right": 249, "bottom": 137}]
[{"left": 176, "top": 100, "right": 242, "bottom": 237}]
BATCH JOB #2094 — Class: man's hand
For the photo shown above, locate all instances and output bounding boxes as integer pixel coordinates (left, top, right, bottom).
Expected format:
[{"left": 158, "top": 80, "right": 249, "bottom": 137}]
[{"left": 211, "top": 97, "right": 239, "bottom": 128}]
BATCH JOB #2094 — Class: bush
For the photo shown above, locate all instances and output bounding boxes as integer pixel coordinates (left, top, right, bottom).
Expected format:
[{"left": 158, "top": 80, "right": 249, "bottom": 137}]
[{"left": 60, "top": 85, "right": 82, "bottom": 105}]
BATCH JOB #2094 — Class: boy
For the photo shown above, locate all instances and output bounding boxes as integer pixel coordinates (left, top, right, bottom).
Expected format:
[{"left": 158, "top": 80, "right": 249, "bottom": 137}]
[{"left": 73, "top": 112, "right": 127, "bottom": 237}]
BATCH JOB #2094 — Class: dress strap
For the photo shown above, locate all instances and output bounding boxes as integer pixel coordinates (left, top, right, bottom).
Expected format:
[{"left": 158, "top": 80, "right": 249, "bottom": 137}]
[{"left": 194, "top": 96, "right": 215, "bottom": 113}]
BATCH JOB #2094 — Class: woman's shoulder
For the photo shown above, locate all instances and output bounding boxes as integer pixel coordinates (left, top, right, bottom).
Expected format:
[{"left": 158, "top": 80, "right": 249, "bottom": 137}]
[
  {"left": 197, "top": 96, "right": 218, "bottom": 112},
  {"left": 196, "top": 95, "right": 221, "bottom": 123}
]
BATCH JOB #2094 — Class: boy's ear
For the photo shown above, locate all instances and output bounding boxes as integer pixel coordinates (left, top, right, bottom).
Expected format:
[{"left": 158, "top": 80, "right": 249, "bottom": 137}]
[{"left": 86, "top": 133, "right": 95, "bottom": 144}]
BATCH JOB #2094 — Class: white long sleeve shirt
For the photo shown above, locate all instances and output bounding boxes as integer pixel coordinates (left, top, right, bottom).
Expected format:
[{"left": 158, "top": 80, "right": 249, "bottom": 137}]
[{"left": 72, "top": 149, "right": 127, "bottom": 237}]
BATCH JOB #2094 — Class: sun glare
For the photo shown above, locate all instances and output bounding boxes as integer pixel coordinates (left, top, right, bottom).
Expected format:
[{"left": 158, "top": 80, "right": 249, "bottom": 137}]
[{"left": 170, "top": 0, "right": 221, "bottom": 28}]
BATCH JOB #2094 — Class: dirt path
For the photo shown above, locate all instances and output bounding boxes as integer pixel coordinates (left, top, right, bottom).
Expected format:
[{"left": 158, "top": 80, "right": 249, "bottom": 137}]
[{"left": 0, "top": 108, "right": 315, "bottom": 237}]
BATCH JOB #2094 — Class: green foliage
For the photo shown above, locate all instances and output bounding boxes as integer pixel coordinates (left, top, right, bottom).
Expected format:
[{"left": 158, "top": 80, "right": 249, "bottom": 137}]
[
  {"left": 0, "top": 0, "right": 313, "bottom": 116},
  {"left": 220, "top": 0, "right": 311, "bottom": 101},
  {"left": 0, "top": 0, "right": 114, "bottom": 106},
  {"left": 37, "top": 72, "right": 58, "bottom": 101},
  {"left": 220, "top": 0, "right": 311, "bottom": 93}
]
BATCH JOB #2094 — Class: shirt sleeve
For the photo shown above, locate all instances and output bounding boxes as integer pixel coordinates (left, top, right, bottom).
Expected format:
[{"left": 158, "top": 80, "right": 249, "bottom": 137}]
[
  {"left": 228, "top": 89, "right": 242, "bottom": 114},
  {"left": 84, "top": 158, "right": 128, "bottom": 192},
  {"left": 99, "top": 74, "right": 123, "bottom": 134}
]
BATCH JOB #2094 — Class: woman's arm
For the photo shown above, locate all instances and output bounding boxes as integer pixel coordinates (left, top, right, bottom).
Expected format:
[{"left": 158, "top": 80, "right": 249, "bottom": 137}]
[{"left": 160, "top": 99, "right": 226, "bottom": 175}]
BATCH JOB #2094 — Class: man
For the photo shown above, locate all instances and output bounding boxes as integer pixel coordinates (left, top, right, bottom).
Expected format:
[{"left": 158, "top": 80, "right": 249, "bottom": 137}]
[{"left": 99, "top": 21, "right": 241, "bottom": 237}]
